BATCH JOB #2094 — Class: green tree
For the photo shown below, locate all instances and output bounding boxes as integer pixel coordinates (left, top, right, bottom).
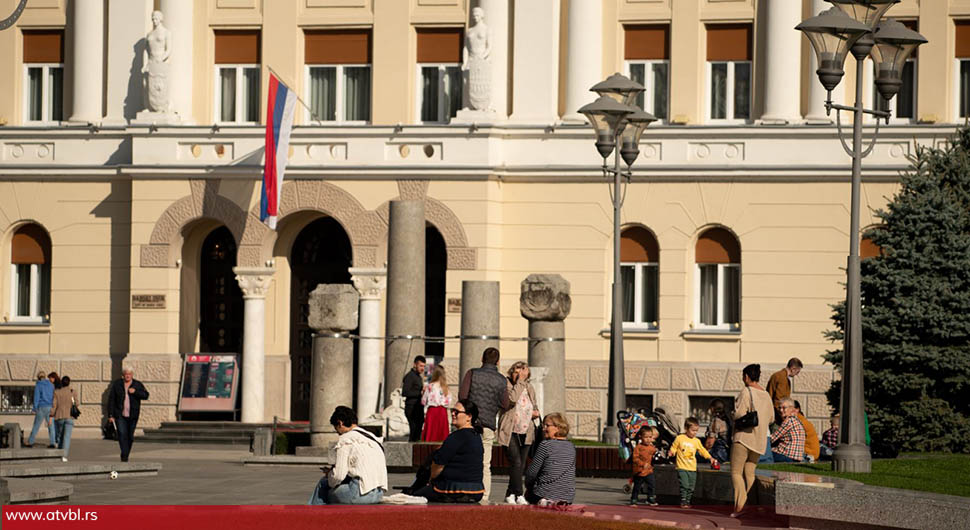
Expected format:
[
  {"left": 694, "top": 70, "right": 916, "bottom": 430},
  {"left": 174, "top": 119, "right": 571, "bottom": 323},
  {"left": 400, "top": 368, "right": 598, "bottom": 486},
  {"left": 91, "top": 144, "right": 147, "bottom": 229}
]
[{"left": 824, "top": 127, "right": 970, "bottom": 453}]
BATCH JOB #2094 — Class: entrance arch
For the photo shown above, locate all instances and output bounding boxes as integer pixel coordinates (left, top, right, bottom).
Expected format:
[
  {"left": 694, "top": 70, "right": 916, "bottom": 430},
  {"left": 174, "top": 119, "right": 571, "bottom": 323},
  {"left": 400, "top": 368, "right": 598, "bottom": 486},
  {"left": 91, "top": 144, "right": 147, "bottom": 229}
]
[
  {"left": 425, "top": 225, "right": 447, "bottom": 359},
  {"left": 199, "top": 226, "right": 244, "bottom": 353},
  {"left": 289, "top": 217, "right": 353, "bottom": 420}
]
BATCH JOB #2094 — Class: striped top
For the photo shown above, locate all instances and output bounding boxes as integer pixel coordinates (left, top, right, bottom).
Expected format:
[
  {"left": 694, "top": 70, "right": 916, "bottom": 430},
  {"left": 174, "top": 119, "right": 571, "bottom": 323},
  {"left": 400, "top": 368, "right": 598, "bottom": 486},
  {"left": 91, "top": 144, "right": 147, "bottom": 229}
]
[{"left": 525, "top": 439, "right": 575, "bottom": 503}]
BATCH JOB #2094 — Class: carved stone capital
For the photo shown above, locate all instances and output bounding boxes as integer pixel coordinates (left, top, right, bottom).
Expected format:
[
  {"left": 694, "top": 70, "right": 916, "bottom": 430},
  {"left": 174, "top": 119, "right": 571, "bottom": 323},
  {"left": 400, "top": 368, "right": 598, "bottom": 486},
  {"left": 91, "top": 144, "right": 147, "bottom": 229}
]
[
  {"left": 349, "top": 267, "right": 388, "bottom": 300},
  {"left": 233, "top": 267, "right": 274, "bottom": 299},
  {"left": 520, "top": 273, "right": 571, "bottom": 321}
]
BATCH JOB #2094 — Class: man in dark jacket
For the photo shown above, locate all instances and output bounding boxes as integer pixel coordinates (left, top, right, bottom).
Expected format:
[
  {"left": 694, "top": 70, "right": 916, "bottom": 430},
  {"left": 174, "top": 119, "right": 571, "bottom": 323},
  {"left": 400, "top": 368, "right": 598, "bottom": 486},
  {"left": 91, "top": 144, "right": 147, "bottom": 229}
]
[
  {"left": 402, "top": 355, "right": 426, "bottom": 442},
  {"left": 458, "top": 347, "right": 509, "bottom": 504},
  {"left": 107, "top": 367, "right": 150, "bottom": 462}
]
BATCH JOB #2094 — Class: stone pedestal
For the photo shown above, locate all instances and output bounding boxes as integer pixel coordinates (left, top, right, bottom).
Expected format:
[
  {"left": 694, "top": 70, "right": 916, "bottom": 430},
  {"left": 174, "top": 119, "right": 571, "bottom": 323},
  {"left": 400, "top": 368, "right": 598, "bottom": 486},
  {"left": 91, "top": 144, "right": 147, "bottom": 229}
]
[
  {"left": 453, "top": 109, "right": 501, "bottom": 124},
  {"left": 234, "top": 267, "right": 274, "bottom": 424},
  {"left": 131, "top": 111, "right": 181, "bottom": 125},
  {"left": 459, "top": 281, "right": 500, "bottom": 382},
  {"left": 383, "top": 200, "right": 425, "bottom": 407},
  {"left": 520, "top": 274, "right": 570, "bottom": 416},
  {"left": 308, "top": 284, "right": 359, "bottom": 448},
  {"left": 350, "top": 267, "right": 387, "bottom": 417}
]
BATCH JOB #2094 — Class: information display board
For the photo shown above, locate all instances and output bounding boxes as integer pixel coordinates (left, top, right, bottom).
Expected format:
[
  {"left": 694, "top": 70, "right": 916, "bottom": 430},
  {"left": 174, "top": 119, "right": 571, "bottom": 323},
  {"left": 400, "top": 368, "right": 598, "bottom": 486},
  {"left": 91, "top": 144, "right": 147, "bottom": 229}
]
[{"left": 177, "top": 354, "right": 239, "bottom": 412}]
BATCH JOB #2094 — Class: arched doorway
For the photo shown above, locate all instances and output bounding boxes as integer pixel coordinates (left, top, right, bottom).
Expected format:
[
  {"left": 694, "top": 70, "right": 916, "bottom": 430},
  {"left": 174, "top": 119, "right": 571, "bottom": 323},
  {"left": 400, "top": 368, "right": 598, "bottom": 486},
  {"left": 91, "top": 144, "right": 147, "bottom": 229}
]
[
  {"left": 289, "top": 217, "right": 353, "bottom": 420},
  {"left": 199, "top": 226, "right": 243, "bottom": 353},
  {"left": 425, "top": 225, "right": 447, "bottom": 359}
]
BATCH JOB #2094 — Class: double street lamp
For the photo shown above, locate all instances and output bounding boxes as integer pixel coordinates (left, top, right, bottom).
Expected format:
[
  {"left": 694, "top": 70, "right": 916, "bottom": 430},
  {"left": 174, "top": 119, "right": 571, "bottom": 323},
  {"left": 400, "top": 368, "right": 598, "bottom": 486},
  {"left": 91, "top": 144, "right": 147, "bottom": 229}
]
[
  {"left": 578, "top": 74, "right": 656, "bottom": 445},
  {"left": 797, "top": 0, "right": 925, "bottom": 473}
]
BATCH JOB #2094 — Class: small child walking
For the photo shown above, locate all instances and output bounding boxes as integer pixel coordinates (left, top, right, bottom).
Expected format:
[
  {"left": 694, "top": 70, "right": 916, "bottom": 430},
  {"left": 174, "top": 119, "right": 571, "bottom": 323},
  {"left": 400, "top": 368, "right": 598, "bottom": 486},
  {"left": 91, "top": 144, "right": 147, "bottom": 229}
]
[
  {"left": 630, "top": 426, "right": 658, "bottom": 505},
  {"left": 669, "top": 417, "right": 716, "bottom": 508}
]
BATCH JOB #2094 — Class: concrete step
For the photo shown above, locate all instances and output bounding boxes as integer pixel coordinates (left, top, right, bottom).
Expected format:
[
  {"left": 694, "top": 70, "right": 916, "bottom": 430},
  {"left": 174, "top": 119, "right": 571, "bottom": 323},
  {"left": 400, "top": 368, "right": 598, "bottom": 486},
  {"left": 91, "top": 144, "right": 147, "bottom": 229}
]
[
  {"left": 139, "top": 434, "right": 253, "bottom": 445},
  {"left": 157, "top": 421, "right": 275, "bottom": 430},
  {"left": 0, "top": 448, "right": 65, "bottom": 462},
  {"left": 0, "top": 461, "right": 161, "bottom": 481},
  {"left": 5, "top": 477, "right": 73, "bottom": 504},
  {"left": 143, "top": 428, "right": 257, "bottom": 437}
]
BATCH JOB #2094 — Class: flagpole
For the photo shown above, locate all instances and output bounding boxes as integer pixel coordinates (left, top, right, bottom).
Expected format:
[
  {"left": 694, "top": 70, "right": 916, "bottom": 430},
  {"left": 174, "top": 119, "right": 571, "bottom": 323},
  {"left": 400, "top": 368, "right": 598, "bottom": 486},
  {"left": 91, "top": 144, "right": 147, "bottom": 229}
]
[{"left": 266, "top": 64, "right": 324, "bottom": 124}]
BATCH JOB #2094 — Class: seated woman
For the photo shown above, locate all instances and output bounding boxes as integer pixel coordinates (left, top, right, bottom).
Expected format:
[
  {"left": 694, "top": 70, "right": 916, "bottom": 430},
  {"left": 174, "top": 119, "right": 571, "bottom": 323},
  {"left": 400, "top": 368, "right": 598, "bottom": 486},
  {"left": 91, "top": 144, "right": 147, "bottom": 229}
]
[
  {"left": 413, "top": 399, "right": 485, "bottom": 503},
  {"left": 770, "top": 397, "right": 806, "bottom": 463},
  {"left": 525, "top": 413, "right": 575, "bottom": 505},
  {"left": 309, "top": 406, "right": 388, "bottom": 505}
]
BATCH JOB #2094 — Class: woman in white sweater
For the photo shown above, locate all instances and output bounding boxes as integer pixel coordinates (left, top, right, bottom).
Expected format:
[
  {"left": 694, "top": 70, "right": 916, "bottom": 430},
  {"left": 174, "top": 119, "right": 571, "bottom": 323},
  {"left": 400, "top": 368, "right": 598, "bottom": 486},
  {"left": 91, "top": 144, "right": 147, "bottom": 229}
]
[{"left": 309, "top": 406, "right": 388, "bottom": 505}]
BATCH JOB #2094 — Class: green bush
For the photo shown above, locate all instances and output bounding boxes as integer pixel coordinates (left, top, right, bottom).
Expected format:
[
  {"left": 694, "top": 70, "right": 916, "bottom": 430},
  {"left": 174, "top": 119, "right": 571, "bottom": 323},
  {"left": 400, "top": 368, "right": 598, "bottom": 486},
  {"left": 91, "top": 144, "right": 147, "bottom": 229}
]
[
  {"left": 874, "top": 400, "right": 970, "bottom": 453},
  {"left": 274, "top": 432, "right": 288, "bottom": 455}
]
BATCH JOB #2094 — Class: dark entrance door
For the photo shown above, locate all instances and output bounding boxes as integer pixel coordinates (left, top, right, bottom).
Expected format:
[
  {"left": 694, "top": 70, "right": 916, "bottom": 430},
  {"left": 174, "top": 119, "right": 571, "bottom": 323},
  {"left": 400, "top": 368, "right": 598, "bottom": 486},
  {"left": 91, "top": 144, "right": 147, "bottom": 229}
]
[
  {"left": 425, "top": 226, "right": 447, "bottom": 360},
  {"left": 289, "top": 217, "right": 353, "bottom": 420},
  {"left": 199, "top": 226, "right": 243, "bottom": 354}
]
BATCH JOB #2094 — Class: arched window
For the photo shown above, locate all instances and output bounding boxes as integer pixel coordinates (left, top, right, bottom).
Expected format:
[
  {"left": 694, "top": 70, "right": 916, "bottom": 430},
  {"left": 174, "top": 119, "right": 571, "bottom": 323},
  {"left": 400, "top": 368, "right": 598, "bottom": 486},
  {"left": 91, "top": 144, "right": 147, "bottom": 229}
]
[
  {"left": 10, "top": 224, "right": 51, "bottom": 322},
  {"left": 860, "top": 235, "right": 881, "bottom": 259},
  {"left": 621, "top": 226, "right": 659, "bottom": 329},
  {"left": 695, "top": 227, "right": 740, "bottom": 331}
]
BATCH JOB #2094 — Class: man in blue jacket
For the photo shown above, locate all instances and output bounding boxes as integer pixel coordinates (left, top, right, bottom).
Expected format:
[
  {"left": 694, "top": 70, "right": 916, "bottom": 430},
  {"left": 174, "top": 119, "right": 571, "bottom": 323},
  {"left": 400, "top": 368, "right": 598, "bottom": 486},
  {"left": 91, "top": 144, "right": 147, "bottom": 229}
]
[{"left": 26, "top": 371, "right": 55, "bottom": 448}]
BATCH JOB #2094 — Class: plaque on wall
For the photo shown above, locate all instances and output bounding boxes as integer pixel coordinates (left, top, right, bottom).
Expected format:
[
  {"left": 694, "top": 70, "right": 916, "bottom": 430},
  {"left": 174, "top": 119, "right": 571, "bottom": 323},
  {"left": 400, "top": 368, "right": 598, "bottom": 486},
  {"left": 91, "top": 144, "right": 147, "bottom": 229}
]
[
  {"left": 131, "top": 294, "right": 166, "bottom": 309},
  {"left": 177, "top": 354, "right": 239, "bottom": 412},
  {"left": 447, "top": 297, "right": 462, "bottom": 313}
]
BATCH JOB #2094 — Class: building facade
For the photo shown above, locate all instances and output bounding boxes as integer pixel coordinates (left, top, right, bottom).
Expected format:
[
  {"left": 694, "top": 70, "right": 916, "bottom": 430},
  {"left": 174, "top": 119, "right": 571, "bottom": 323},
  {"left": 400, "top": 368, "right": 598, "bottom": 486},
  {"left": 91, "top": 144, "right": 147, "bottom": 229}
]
[{"left": 0, "top": 0, "right": 965, "bottom": 438}]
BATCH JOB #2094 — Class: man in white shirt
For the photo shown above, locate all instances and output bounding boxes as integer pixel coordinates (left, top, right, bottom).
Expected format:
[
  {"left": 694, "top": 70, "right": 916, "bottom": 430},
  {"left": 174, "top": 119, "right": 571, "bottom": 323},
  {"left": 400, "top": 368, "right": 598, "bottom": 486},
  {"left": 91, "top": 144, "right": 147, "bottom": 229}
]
[{"left": 309, "top": 406, "right": 388, "bottom": 505}]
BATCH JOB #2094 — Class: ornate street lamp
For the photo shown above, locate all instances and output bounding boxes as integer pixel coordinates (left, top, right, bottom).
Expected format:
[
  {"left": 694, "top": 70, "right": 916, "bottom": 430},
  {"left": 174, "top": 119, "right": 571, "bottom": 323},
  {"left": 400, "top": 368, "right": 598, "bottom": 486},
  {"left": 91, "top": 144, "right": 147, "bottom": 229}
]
[
  {"left": 797, "top": 0, "right": 925, "bottom": 473},
  {"left": 579, "top": 74, "right": 656, "bottom": 445}
]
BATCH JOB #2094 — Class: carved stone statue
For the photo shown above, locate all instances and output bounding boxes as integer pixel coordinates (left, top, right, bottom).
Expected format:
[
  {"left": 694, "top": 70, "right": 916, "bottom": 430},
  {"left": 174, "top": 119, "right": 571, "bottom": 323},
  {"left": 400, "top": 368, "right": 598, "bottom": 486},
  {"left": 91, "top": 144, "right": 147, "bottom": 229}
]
[
  {"left": 142, "top": 10, "right": 171, "bottom": 113},
  {"left": 463, "top": 6, "right": 491, "bottom": 111}
]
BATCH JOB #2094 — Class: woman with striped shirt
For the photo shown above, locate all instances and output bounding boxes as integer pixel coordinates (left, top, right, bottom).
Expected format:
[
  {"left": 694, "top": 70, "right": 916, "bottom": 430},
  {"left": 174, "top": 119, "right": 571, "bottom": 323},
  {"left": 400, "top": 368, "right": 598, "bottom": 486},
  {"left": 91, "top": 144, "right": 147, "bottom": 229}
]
[{"left": 524, "top": 412, "right": 575, "bottom": 505}]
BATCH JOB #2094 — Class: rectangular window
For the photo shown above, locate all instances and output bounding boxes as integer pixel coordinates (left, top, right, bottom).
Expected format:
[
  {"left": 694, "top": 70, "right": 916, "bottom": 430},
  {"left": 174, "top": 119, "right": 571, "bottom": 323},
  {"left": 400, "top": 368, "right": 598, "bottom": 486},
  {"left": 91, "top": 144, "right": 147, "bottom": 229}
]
[
  {"left": 696, "top": 263, "right": 740, "bottom": 331},
  {"left": 214, "top": 30, "right": 260, "bottom": 124},
  {"left": 11, "top": 263, "right": 48, "bottom": 322},
  {"left": 957, "top": 22, "right": 970, "bottom": 119},
  {"left": 0, "top": 385, "right": 35, "bottom": 414},
  {"left": 305, "top": 30, "right": 372, "bottom": 123},
  {"left": 625, "top": 25, "right": 670, "bottom": 121},
  {"left": 706, "top": 24, "right": 752, "bottom": 123},
  {"left": 416, "top": 28, "right": 463, "bottom": 123},
  {"left": 621, "top": 262, "right": 659, "bottom": 329},
  {"left": 23, "top": 30, "right": 64, "bottom": 124}
]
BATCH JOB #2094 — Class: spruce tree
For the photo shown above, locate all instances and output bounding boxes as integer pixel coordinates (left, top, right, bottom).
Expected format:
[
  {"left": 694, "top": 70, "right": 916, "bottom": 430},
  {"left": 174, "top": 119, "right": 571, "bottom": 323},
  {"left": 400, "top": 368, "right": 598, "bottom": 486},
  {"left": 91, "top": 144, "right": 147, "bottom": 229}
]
[{"left": 824, "top": 127, "right": 970, "bottom": 453}]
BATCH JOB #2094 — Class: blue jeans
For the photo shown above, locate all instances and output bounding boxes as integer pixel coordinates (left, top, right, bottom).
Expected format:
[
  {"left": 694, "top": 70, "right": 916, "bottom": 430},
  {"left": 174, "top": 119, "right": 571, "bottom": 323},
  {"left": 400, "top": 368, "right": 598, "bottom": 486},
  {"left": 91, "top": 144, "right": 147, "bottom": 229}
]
[
  {"left": 309, "top": 477, "right": 383, "bottom": 505},
  {"left": 771, "top": 452, "right": 799, "bottom": 463},
  {"left": 28, "top": 406, "right": 55, "bottom": 445},
  {"left": 758, "top": 435, "right": 774, "bottom": 463},
  {"left": 55, "top": 418, "right": 74, "bottom": 457}
]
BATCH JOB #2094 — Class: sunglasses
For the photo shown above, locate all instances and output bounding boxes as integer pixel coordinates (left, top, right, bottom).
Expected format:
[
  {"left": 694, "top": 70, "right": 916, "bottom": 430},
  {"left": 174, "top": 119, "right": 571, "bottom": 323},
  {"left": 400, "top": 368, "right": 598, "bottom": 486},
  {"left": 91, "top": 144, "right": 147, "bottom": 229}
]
[{"left": 450, "top": 409, "right": 468, "bottom": 416}]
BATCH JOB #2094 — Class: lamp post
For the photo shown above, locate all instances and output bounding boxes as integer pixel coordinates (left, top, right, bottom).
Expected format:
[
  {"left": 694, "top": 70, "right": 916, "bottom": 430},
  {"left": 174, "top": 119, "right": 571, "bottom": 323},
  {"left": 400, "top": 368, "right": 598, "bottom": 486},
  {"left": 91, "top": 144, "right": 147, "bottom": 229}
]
[
  {"left": 797, "top": 0, "right": 925, "bottom": 473},
  {"left": 579, "top": 74, "right": 656, "bottom": 445}
]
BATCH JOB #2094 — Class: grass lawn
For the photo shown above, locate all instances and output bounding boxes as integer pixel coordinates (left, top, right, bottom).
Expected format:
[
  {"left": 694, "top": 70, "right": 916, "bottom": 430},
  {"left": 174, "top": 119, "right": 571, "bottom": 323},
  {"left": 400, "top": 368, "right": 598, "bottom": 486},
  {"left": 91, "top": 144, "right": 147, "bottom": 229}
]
[{"left": 760, "top": 453, "right": 970, "bottom": 498}]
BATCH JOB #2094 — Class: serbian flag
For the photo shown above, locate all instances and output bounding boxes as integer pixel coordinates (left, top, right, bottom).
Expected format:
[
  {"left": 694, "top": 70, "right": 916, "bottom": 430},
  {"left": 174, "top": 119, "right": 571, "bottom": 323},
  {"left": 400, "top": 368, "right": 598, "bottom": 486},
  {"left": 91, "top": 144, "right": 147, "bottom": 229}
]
[{"left": 260, "top": 73, "right": 297, "bottom": 229}]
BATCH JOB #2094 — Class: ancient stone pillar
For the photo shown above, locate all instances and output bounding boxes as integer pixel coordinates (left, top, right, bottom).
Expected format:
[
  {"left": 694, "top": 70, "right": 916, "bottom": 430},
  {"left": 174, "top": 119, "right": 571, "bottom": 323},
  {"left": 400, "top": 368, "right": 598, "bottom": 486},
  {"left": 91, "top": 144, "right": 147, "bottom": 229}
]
[
  {"left": 350, "top": 267, "right": 387, "bottom": 417},
  {"left": 308, "top": 284, "right": 359, "bottom": 448},
  {"left": 234, "top": 267, "right": 274, "bottom": 424},
  {"left": 383, "top": 200, "right": 425, "bottom": 407},
  {"left": 520, "top": 274, "right": 570, "bottom": 416},
  {"left": 459, "top": 280, "right": 500, "bottom": 382}
]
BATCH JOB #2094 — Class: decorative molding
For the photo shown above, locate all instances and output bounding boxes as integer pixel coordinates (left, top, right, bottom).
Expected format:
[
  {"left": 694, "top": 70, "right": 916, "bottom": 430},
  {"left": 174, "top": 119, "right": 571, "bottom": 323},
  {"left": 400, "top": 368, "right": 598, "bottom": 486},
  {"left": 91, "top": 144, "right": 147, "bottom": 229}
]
[
  {"left": 143, "top": 186, "right": 247, "bottom": 268},
  {"left": 398, "top": 180, "right": 430, "bottom": 200},
  {"left": 447, "top": 247, "right": 477, "bottom": 270},
  {"left": 234, "top": 267, "right": 274, "bottom": 299},
  {"left": 349, "top": 267, "right": 387, "bottom": 299}
]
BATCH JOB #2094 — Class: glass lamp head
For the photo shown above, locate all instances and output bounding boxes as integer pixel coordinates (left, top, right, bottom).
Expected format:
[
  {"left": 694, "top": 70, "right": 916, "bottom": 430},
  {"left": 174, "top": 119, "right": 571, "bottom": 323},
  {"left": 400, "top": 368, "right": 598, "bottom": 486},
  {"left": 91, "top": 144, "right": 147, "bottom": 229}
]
[
  {"left": 796, "top": 7, "right": 872, "bottom": 91},
  {"left": 578, "top": 96, "right": 635, "bottom": 159},
  {"left": 827, "top": 0, "right": 900, "bottom": 29},
  {"left": 589, "top": 73, "right": 646, "bottom": 106},
  {"left": 619, "top": 109, "right": 657, "bottom": 167},
  {"left": 871, "top": 18, "right": 926, "bottom": 101}
]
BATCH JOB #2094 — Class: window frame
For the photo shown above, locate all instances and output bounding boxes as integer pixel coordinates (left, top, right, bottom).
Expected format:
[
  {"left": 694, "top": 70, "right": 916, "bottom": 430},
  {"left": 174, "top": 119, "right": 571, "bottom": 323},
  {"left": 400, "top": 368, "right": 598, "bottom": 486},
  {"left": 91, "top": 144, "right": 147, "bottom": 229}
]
[
  {"left": 620, "top": 261, "right": 659, "bottom": 330},
  {"left": 303, "top": 63, "right": 371, "bottom": 124},
  {"left": 415, "top": 62, "right": 462, "bottom": 124},
  {"left": 956, "top": 58, "right": 970, "bottom": 120},
  {"left": 693, "top": 262, "right": 740, "bottom": 332},
  {"left": 213, "top": 64, "right": 261, "bottom": 125},
  {"left": 873, "top": 57, "right": 917, "bottom": 123},
  {"left": 625, "top": 59, "right": 669, "bottom": 122},
  {"left": 22, "top": 63, "right": 64, "bottom": 124},
  {"left": 705, "top": 60, "right": 751, "bottom": 124},
  {"left": 10, "top": 262, "right": 48, "bottom": 323}
]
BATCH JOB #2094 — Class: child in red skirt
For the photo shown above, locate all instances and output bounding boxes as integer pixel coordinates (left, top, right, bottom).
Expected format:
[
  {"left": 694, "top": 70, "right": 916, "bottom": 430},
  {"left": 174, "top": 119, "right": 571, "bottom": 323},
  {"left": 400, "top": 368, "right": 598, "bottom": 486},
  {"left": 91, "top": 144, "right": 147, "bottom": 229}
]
[{"left": 421, "top": 365, "right": 452, "bottom": 441}]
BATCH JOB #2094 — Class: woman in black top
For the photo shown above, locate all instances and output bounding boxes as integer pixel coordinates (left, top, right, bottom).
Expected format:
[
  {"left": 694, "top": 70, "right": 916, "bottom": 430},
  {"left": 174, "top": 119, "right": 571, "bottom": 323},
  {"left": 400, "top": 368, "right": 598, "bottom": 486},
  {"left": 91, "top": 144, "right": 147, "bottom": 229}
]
[{"left": 414, "top": 399, "right": 485, "bottom": 503}]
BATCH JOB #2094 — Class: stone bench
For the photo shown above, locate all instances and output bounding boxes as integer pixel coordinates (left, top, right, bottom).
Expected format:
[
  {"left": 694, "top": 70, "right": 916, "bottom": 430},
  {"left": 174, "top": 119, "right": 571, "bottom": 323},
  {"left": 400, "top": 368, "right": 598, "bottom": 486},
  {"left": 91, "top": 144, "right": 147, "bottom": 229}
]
[
  {"left": 0, "top": 448, "right": 65, "bottom": 463},
  {"left": 4, "top": 478, "right": 73, "bottom": 504},
  {"left": 0, "top": 461, "right": 161, "bottom": 481}
]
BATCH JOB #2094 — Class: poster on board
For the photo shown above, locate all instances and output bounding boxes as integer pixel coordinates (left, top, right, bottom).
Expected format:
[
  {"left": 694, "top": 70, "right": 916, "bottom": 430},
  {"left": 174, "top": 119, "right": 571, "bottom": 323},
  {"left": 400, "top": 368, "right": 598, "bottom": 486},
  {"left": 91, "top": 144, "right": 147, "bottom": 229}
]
[{"left": 177, "top": 354, "right": 239, "bottom": 412}]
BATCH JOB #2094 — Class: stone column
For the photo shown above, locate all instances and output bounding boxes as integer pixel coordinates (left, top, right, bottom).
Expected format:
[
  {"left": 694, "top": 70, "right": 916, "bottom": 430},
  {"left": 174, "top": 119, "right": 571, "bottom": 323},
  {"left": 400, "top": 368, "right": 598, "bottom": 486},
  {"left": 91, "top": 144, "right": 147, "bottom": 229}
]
[
  {"left": 561, "top": 0, "right": 601, "bottom": 123},
  {"left": 806, "top": 0, "right": 836, "bottom": 123},
  {"left": 383, "top": 200, "right": 425, "bottom": 407},
  {"left": 529, "top": 367, "right": 549, "bottom": 417},
  {"left": 459, "top": 281, "right": 500, "bottom": 382},
  {"left": 104, "top": 0, "right": 152, "bottom": 124},
  {"left": 509, "top": 0, "right": 561, "bottom": 124},
  {"left": 479, "top": 0, "right": 509, "bottom": 117},
  {"left": 234, "top": 267, "right": 274, "bottom": 424},
  {"left": 761, "top": 0, "right": 802, "bottom": 124},
  {"left": 308, "top": 284, "right": 359, "bottom": 448},
  {"left": 68, "top": 0, "right": 104, "bottom": 124},
  {"left": 520, "top": 274, "right": 570, "bottom": 416},
  {"left": 350, "top": 267, "right": 387, "bottom": 418},
  {"left": 160, "top": 0, "right": 193, "bottom": 123}
]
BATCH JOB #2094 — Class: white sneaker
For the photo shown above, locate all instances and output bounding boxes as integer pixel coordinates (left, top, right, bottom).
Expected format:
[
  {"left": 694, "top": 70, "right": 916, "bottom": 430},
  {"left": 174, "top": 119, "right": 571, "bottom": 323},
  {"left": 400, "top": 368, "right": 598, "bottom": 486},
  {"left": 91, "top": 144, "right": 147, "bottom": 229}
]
[
  {"left": 516, "top": 495, "right": 529, "bottom": 505},
  {"left": 505, "top": 494, "right": 517, "bottom": 505},
  {"left": 61, "top": 457, "right": 68, "bottom": 462},
  {"left": 537, "top": 498, "right": 552, "bottom": 507}
]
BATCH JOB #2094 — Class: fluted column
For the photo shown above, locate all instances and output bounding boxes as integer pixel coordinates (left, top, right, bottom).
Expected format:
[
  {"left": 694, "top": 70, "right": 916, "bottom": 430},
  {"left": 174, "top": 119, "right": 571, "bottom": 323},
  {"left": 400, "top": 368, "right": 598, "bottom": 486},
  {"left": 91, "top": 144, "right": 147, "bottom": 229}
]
[
  {"left": 68, "top": 0, "right": 104, "bottom": 123},
  {"left": 160, "top": 0, "right": 193, "bottom": 122},
  {"left": 509, "top": 0, "right": 560, "bottom": 124},
  {"left": 234, "top": 267, "right": 274, "bottom": 423},
  {"left": 761, "top": 0, "right": 802, "bottom": 124},
  {"left": 350, "top": 267, "right": 387, "bottom": 418},
  {"left": 562, "top": 0, "right": 601, "bottom": 123}
]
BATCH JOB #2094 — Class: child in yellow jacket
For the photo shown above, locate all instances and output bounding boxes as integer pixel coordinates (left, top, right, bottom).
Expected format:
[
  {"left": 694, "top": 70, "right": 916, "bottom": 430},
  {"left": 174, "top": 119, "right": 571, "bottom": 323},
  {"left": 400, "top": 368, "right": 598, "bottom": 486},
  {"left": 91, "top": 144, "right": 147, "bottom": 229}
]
[{"left": 669, "top": 417, "right": 716, "bottom": 508}]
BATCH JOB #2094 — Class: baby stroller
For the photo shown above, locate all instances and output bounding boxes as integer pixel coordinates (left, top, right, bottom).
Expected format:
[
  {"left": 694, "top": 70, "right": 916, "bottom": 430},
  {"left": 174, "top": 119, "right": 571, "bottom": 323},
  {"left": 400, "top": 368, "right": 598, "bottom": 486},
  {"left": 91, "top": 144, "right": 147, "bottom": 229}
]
[{"left": 617, "top": 408, "right": 680, "bottom": 493}]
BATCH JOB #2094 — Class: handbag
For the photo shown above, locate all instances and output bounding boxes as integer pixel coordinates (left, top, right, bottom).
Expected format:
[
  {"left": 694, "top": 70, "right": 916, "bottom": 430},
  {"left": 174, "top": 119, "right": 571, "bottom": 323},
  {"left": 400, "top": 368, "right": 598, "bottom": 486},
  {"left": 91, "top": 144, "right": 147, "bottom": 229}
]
[
  {"left": 733, "top": 387, "right": 759, "bottom": 430},
  {"left": 528, "top": 418, "right": 543, "bottom": 458},
  {"left": 70, "top": 394, "right": 81, "bottom": 419}
]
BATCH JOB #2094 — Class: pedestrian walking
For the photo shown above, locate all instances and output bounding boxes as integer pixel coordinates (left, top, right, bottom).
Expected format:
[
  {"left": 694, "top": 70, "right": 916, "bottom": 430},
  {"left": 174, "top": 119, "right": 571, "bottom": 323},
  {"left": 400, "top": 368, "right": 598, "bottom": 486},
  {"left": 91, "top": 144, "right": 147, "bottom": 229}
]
[
  {"left": 458, "top": 347, "right": 509, "bottom": 504},
  {"left": 50, "top": 375, "right": 78, "bottom": 461},
  {"left": 25, "top": 371, "right": 55, "bottom": 448},
  {"left": 729, "top": 363, "right": 775, "bottom": 518},
  {"left": 107, "top": 366, "right": 150, "bottom": 462}
]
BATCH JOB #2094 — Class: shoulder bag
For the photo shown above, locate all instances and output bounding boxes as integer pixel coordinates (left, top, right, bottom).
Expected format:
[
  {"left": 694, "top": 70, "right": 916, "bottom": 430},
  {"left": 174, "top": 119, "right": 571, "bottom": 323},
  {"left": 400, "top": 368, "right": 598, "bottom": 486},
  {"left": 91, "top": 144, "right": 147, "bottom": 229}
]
[
  {"left": 733, "top": 387, "right": 758, "bottom": 431},
  {"left": 70, "top": 392, "right": 81, "bottom": 419}
]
